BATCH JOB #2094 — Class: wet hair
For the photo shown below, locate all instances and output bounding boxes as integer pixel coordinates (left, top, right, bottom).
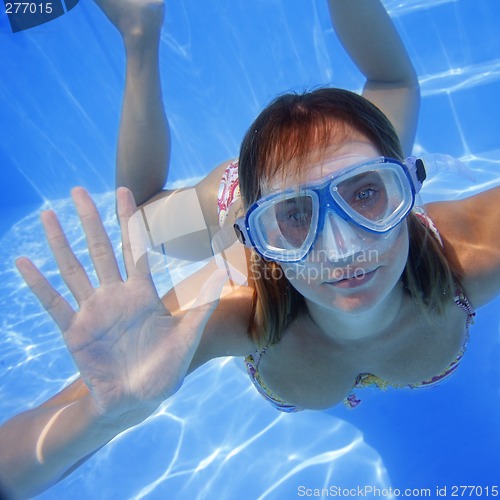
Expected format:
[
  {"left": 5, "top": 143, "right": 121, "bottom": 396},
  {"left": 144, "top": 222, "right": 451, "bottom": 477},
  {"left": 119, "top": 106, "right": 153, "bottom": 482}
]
[{"left": 238, "top": 88, "right": 460, "bottom": 347}]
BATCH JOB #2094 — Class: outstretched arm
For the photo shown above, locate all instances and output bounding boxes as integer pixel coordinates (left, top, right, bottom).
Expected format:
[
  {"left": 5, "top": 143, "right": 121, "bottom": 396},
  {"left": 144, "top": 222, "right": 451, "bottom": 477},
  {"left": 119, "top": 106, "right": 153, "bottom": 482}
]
[
  {"left": 328, "top": 0, "right": 420, "bottom": 156},
  {"left": 0, "top": 188, "right": 229, "bottom": 498}
]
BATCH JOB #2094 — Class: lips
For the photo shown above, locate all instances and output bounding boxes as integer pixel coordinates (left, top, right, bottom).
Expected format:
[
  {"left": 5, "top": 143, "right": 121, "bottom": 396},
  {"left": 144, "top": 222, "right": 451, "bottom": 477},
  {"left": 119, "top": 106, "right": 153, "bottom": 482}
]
[
  {"left": 324, "top": 268, "right": 373, "bottom": 282},
  {"left": 324, "top": 268, "right": 378, "bottom": 288}
]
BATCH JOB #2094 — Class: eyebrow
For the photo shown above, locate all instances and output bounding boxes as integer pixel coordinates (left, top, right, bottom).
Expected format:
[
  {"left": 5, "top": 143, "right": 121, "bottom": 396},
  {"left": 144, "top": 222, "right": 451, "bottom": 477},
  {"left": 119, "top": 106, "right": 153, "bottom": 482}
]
[{"left": 335, "top": 170, "right": 381, "bottom": 188}]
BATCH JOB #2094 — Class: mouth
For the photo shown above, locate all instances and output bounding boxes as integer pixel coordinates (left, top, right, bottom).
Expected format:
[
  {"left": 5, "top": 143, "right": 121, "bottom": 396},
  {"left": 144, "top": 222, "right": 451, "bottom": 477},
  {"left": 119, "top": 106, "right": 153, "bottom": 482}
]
[{"left": 324, "top": 268, "right": 378, "bottom": 289}]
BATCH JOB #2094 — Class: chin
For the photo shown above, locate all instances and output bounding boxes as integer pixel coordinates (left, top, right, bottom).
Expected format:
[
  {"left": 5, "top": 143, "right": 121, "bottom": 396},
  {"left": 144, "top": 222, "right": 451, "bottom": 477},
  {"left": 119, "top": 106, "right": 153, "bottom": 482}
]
[{"left": 315, "top": 285, "right": 386, "bottom": 314}]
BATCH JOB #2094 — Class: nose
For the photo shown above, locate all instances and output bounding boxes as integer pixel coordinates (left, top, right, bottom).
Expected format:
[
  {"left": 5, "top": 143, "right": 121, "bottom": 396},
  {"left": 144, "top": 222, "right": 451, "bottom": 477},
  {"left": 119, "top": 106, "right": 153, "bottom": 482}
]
[{"left": 318, "top": 210, "right": 365, "bottom": 261}]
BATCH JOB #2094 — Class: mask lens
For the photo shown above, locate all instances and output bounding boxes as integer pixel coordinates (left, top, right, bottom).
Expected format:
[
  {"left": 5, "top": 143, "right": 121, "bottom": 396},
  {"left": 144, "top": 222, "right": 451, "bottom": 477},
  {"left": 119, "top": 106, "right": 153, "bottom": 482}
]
[
  {"left": 337, "top": 170, "right": 389, "bottom": 222},
  {"left": 274, "top": 195, "right": 313, "bottom": 247},
  {"left": 332, "top": 165, "right": 412, "bottom": 230},
  {"left": 251, "top": 192, "right": 317, "bottom": 258}
]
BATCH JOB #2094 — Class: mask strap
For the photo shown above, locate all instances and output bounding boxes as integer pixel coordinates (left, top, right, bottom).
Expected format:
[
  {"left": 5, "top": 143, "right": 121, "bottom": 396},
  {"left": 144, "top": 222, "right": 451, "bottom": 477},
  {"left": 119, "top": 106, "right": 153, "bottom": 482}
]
[
  {"left": 404, "top": 156, "right": 426, "bottom": 194},
  {"left": 419, "top": 153, "right": 476, "bottom": 182},
  {"left": 410, "top": 153, "right": 475, "bottom": 215}
]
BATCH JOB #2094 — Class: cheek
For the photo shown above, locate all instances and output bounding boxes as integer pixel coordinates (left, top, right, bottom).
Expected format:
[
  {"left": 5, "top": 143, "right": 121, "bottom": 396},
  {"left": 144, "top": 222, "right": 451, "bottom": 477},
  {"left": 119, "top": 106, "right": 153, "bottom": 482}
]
[
  {"left": 376, "top": 221, "right": 410, "bottom": 280},
  {"left": 390, "top": 222, "right": 409, "bottom": 262},
  {"left": 278, "top": 263, "right": 320, "bottom": 297},
  {"left": 278, "top": 263, "right": 307, "bottom": 282}
]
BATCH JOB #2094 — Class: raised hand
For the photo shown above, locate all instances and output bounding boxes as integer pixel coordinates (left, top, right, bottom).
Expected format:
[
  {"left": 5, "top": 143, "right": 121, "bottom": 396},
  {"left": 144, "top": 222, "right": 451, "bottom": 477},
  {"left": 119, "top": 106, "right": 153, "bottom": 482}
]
[{"left": 15, "top": 187, "right": 227, "bottom": 421}]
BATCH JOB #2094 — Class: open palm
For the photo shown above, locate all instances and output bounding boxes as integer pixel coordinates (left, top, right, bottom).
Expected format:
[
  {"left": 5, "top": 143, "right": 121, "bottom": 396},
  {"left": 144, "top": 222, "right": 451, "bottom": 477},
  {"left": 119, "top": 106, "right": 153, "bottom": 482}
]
[{"left": 16, "top": 187, "right": 226, "bottom": 419}]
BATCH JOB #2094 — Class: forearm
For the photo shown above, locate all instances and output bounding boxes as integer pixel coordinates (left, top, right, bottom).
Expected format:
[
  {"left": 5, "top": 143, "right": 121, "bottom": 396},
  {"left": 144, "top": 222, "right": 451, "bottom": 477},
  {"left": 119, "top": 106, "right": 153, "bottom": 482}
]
[
  {"left": 327, "top": 0, "right": 418, "bottom": 85},
  {"left": 0, "top": 395, "right": 145, "bottom": 498},
  {"left": 327, "top": 0, "right": 420, "bottom": 155},
  {"left": 116, "top": 33, "right": 170, "bottom": 206}
]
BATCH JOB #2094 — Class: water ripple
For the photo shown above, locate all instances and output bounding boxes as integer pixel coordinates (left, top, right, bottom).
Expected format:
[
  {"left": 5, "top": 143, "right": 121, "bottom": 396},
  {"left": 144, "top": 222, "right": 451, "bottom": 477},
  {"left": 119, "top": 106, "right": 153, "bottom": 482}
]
[
  {"left": 420, "top": 59, "right": 500, "bottom": 96},
  {"left": 384, "top": 0, "right": 458, "bottom": 17}
]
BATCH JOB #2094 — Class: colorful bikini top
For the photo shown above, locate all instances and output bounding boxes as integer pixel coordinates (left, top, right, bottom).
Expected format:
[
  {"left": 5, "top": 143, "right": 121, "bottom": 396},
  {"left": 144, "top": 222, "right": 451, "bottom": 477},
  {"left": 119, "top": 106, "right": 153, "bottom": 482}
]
[{"left": 244, "top": 289, "right": 475, "bottom": 412}]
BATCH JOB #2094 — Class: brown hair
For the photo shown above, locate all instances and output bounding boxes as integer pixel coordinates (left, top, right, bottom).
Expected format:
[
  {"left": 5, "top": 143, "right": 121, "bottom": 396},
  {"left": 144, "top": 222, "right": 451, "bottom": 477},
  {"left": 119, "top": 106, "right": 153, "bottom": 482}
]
[{"left": 238, "top": 88, "right": 460, "bottom": 347}]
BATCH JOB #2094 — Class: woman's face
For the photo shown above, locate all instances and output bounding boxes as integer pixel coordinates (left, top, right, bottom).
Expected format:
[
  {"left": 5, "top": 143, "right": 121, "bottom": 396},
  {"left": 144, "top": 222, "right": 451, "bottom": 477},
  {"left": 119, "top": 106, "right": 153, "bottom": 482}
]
[{"left": 263, "top": 133, "right": 410, "bottom": 315}]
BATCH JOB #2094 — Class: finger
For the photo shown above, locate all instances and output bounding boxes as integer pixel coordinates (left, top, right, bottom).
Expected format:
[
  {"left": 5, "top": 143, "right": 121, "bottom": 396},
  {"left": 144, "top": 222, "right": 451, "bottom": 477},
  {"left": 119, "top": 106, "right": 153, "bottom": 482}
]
[
  {"left": 71, "top": 187, "right": 123, "bottom": 286},
  {"left": 117, "top": 187, "right": 153, "bottom": 280},
  {"left": 15, "top": 257, "right": 75, "bottom": 332},
  {"left": 41, "top": 209, "right": 94, "bottom": 304}
]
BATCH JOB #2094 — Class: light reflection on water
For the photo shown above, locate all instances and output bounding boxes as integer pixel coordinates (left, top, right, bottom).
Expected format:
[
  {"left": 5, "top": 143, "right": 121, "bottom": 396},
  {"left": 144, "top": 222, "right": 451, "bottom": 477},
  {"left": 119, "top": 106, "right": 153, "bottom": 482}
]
[
  {"left": 419, "top": 60, "right": 500, "bottom": 97},
  {"left": 385, "top": 0, "right": 458, "bottom": 16}
]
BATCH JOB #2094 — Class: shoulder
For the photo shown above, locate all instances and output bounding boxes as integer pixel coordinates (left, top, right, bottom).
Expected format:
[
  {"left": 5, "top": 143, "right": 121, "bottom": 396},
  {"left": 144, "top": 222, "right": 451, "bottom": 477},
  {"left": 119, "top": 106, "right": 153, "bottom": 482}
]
[{"left": 425, "top": 185, "right": 500, "bottom": 308}]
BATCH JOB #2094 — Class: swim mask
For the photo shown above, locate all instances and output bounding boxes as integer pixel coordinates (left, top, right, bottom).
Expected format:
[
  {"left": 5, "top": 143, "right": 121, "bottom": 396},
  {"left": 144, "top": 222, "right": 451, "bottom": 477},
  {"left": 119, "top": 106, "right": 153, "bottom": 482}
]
[{"left": 234, "top": 156, "right": 426, "bottom": 263}]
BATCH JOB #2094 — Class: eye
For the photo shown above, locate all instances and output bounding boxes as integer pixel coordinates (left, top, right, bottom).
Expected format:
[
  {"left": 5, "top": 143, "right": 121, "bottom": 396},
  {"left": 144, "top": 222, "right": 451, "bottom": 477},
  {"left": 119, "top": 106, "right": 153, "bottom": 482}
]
[
  {"left": 287, "top": 209, "right": 310, "bottom": 224},
  {"left": 274, "top": 197, "right": 312, "bottom": 226},
  {"left": 355, "top": 188, "right": 376, "bottom": 201}
]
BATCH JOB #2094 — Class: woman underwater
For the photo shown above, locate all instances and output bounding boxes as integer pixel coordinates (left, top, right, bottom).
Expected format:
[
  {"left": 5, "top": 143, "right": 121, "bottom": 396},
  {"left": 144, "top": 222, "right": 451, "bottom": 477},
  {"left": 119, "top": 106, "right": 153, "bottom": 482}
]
[{"left": 1, "top": 0, "right": 500, "bottom": 498}]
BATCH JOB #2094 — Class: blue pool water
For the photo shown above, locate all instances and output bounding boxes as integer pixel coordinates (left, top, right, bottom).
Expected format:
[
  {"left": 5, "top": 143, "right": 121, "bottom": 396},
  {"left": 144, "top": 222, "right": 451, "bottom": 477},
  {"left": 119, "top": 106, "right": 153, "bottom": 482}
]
[{"left": 1, "top": 0, "right": 500, "bottom": 498}]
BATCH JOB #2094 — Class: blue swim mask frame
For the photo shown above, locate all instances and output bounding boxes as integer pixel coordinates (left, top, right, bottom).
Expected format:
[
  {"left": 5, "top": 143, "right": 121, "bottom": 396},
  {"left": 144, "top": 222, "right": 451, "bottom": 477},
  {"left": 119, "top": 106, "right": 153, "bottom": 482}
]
[{"left": 234, "top": 156, "right": 427, "bottom": 263}]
